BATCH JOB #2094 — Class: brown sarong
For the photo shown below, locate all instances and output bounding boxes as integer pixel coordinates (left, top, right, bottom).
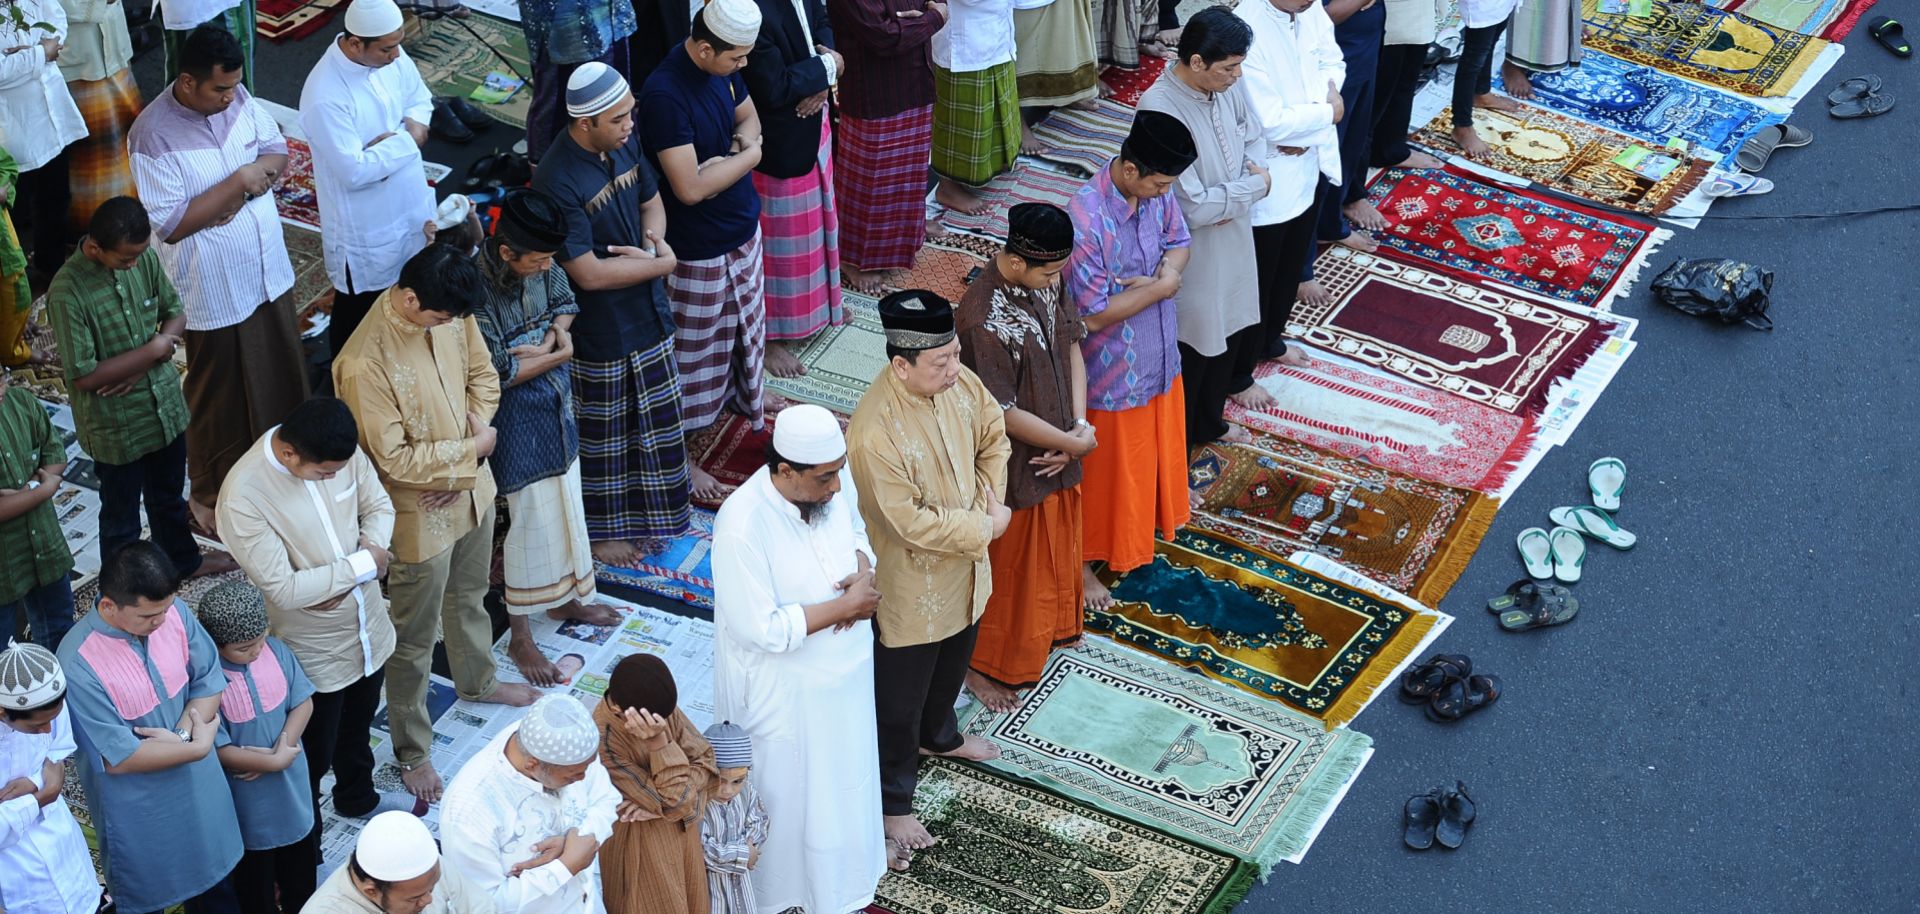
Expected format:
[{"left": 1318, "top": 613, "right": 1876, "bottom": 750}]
[
  {"left": 184, "top": 300, "right": 310, "bottom": 507},
  {"left": 972, "top": 485, "right": 1085, "bottom": 688}
]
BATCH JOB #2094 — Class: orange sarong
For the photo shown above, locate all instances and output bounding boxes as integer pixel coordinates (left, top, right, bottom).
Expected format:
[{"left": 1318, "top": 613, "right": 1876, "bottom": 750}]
[
  {"left": 1082, "top": 375, "right": 1190, "bottom": 573},
  {"left": 973, "top": 485, "right": 1084, "bottom": 688}
]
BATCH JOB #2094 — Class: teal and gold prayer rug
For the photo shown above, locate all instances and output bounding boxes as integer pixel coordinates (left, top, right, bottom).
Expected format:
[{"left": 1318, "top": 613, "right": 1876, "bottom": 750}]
[
  {"left": 1087, "top": 529, "right": 1448, "bottom": 728},
  {"left": 766, "top": 291, "right": 884, "bottom": 415},
  {"left": 874, "top": 758, "right": 1255, "bottom": 914},
  {"left": 957, "top": 638, "right": 1373, "bottom": 871}
]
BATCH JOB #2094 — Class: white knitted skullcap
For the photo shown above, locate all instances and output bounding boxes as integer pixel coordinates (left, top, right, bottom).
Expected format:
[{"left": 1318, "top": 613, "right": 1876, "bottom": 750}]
[
  {"left": 0, "top": 641, "right": 63, "bottom": 710},
  {"left": 356, "top": 812, "right": 439, "bottom": 881},
  {"left": 517, "top": 694, "right": 600, "bottom": 765},
  {"left": 772, "top": 405, "right": 844, "bottom": 465},
  {"left": 701, "top": 0, "right": 762, "bottom": 47},
  {"left": 345, "top": 0, "right": 404, "bottom": 37}
]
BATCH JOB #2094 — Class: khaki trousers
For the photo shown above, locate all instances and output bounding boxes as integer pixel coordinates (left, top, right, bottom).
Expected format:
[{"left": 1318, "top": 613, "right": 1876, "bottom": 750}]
[{"left": 384, "top": 504, "right": 499, "bottom": 768}]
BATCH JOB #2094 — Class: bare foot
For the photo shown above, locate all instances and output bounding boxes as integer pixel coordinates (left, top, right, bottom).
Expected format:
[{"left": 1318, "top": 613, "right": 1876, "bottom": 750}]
[
  {"left": 473, "top": 681, "right": 540, "bottom": 707},
  {"left": 1082, "top": 564, "right": 1113, "bottom": 612},
  {"left": 1277, "top": 345, "right": 1313, "bottom": 368},
  {"left": 965, "top": 670, "right": 1021, "bottom": 713},
  {"left": 401, "top": 762, "right": 443, "bottom": 803},
  {"left": 886, "top": 814, "right": 937, "bottom": 851},
  {"left": 1395, "top": 150, "right": 1447, "bottom": 170},
  {"left": 1188, "top": 487, "right": 1206, "bottom": 510},
  {"left": 1475, "top": 92, "right": 1523, "bottom": 113},
  {"left": 1020, "top": 121, "right": 1049, "bottom": 155},
  {"left": 935, "top": 179, "right": 989, "bottom": 216},
  {"left": 920, "top": 733, "right": 1002, "bottom": 761},
  {"left": 1343, "top": 199, "right": 1388, "bottom": 233},
  {"left": 1334, "top": 231, "right": 1379, "bottom": 253},
  {"left": 548, "top": 600, "right": 623, "bottom": 626},
  {"left": 506, "top": 627, "right": 562, "bottom": 688},
  {"left": 1452, "top": 125, "right": 1493, "bottom": 161},
  {"left": 1296, "top": 279, "right": 1331, "bottom": 308},
  {"left": 1139, "top": 37, "right": 1177, "bottom": 59},
  {"left": 765, "top": 343, "right": 807, "bottom": 379},
  {"left": 1219, "top": 424, "right": 1254, "bottom": 445},
  {"left": 1157, "top": 26, "right": 1183, "bottom": 46},
  {"left": 189, "top": 499, "right": 221, "bottom": 541},
  {"left": 1229, "top": 383, "right": 1277, "bottom": 410},
  {"left": 188, "top": 551, "right": 239, "bottom": 578},
  {"left": 1097, "top": 78, "right": 1117, "bottom": 99},
  {"left": 1500, "top": 62, "right": 1533, "bottom": 100},
  {"left": 592, "top": 539, "right": 639, "bottom": 566},
  {"left": 843, "top": 265, "right": 890, "bottom": 294},
  {"left": 886, "top": 837, "right": 916, "bottom": 871},
  {"left": 689, "top": 465, "right": 729, "bottom": 502}
]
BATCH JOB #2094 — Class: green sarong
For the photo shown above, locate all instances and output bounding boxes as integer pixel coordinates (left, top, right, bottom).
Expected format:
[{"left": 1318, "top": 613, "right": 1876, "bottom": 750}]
[{"left": 932, "top": 60, "right": 1021, "bottom": 187}]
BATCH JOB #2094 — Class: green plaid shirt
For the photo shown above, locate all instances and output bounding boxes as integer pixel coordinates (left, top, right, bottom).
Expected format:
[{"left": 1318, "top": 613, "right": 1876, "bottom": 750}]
[
  {"left": 47, "top": 247, "right": 189, "bottom": 466},
  {"left": 0, "top": 385, "right": 74, "bottom": 604}
]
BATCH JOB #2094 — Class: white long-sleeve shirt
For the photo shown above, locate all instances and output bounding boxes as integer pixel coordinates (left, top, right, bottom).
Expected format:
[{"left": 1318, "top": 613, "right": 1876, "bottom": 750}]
[
  {"left": 1237, "top": 0, "right": 1346, "bottom": 224},
  {"left": 931, "top": 0, "right": 1015, "bottom": 72},
  {"left": 0, "top": 0, "right": 85, "bottom": 172},
  {"left": 298, "top": 38, "right": 436, "bottom": 294},
  {"left": 0, "top": 709, "right": 102, "bottom": 914},
  {"left": 438, "top": 725, "right": 620, "bottom": 914}
]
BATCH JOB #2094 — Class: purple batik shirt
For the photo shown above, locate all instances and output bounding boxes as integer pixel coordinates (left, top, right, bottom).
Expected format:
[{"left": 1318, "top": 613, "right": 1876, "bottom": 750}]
[{"left": 1066, "top": 163, "right": 1192, "bottom": 413}]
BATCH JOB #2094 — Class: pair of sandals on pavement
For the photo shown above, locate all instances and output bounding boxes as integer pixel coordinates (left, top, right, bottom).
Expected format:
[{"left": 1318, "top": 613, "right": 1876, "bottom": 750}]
[
  {"left": 1403, "top": 781, "right": 1476, "bottom": 850},
  {"left": 1399, "top": 653, "right": 1501, "bottom": 723},
  {"left": 1504, "top": 458, "right": 1631, "bottom": 629}
]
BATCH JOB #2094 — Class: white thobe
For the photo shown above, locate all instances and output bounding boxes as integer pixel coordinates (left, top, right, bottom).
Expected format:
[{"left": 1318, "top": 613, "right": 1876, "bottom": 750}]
[
  {"left": 438, "top": 725, "right": 620, "bottom": 914},
  {"left": 0, "top": 0, "right": 85, "bottom": 172},
  {"left": 711, "top": 467, "right": 888, "bottom": 914},
  {"left": 1238, "top": 0, "right": 1346, "bottom": 224},
  {"left": 0, "top": 709, "right": 102, "bottom": 914},
  {"left": 157, "top": 0, "right": 241, "bottom": 30},
  {"left": 298, "top": 39, "right": 437, "bottom": 294}
]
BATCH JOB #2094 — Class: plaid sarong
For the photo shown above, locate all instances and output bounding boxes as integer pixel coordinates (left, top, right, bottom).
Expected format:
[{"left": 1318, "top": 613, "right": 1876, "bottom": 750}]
[
  {"left": 665, "top": 231, "right": 767, "bottom": 431},
  {"left": 836, "top": 105, "right": 933, "bottom": 272},
  {"left": 933, "top": 61, "right": 1021, "bottom": 187},
  {"left": 65, "top": 70, "right": 142, "bottom": 235},
  {"left": 752, "top": 122, "right": 843, "bottom": 341},
  {"left": 571, "top": 338, "right": 694, "bottom": 542},
  {"left": 164, "top": 2, "right": 257, "bottom": 88}
]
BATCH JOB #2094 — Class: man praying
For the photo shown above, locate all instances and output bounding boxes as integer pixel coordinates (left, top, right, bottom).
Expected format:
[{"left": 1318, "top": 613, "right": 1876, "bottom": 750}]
[{"left": 301, "top": 810, "right": 499, "bottom": 913}]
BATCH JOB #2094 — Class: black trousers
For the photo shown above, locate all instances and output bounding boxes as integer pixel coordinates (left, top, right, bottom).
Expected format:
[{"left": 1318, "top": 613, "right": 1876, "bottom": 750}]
[
  {"left": 1157, "top": 0, "right": 1180, "bottom": 32},
  {"left": 1453, "top": 20, "right": 1511, "bottom": 126},
  {"left": 305, "top": 669, "right": 386, "bottom": 821},
  {"left": 874, "top": 622, "right": 979, "bottom": 816},
  {"left": 1180, "top": 323, "right": 1263, "bottom": 446},
  {"left": 1314, "top": 66, "right": 1379, "bottom": 243},
  {"left": 326, "top": 264, "right": 384, "bottom": 362},
  {"left": 230, "top": 825, "right": 320, "bottom": 914},
  {"left": 96, "top": 433, "right": 203, "bottom": 576},
  {"left": 1255, "top": 202, "right": 1323, "bottom": 359},
  {"left": 1371, "top": 42, "right": 1429, "bottom": 168},
  {"left": 132, "top": 875, "right": 240, "bottom": 914},
  {"left": 17, "top": 148, "right": 72, "bottom": 276}
]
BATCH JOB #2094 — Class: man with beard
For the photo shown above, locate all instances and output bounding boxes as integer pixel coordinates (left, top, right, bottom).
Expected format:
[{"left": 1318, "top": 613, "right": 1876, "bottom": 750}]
[{"left": 710, "top": 404, "right": 888, "bottom": 909}]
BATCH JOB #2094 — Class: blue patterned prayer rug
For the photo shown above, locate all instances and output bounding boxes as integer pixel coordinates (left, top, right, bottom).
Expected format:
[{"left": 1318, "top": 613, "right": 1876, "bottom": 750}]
[{"left": 1497, "top": 51, "right": 1786, "bottom": 161}]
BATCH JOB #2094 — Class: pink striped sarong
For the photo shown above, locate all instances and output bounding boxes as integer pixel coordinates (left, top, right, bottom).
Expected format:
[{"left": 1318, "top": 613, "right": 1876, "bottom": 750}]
[
  {"left": 835, "top": 105, "right": 934, "bottom": 273},
  {"left": 752, "top": 121, "right": 843, "bottom": 341},
  {"left": 665, "top": 230, "right": 768, "bottom": 431}
]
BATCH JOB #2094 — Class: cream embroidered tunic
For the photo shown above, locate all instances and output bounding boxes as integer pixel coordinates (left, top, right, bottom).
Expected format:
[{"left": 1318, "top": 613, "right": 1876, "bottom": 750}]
[{"left": 846, "top": 366, "right": 1010, "bottom": 648}]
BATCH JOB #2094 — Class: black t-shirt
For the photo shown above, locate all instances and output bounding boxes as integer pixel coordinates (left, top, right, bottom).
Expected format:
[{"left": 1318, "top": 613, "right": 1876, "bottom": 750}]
[{"left": 637, "top": 46, "right": 762, "bottom": 260}]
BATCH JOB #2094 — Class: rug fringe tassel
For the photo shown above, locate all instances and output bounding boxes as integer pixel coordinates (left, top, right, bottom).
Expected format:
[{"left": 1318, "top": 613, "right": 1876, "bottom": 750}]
[
  {"left": 1252, "top": 728, "right": 1376, "bottom": 877},
  {"left": 1474, "top": 414, "right": 1543, "bottom": 493},
  {"left": 1318, "top": 611, "right": 1438, "bottom": 731},
  {"left": 1202, "top": 861, "right": 1261, "bottom": 914},
  {"left": 1410, "top": 495, "right": 1501, "bottom": 606},
  {"left": 1599, "top": 226, "right": 1674, "bottom": 311}
]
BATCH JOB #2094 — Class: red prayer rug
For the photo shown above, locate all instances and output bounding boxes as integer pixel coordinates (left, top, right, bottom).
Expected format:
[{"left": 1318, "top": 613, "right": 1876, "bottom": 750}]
[
  {"left": 1366, "top": 166, "right": 1670, "bottom": 310},
  {"left": 257, "top": 0, "right": 344, "bottom": 41},
  {"left": 1098, "top": 55, "right": 1167, "bottom": 106},
  {"left": 274, "top": 138, "right": 322, "bottom": 231},
  {"left": 1223, "top": 358, "right": 1536, "bottom": 493},
  {"left": 1293, "top": 247, "right": 1615, "bottom": 416},
  {"left": 686, "top": 407, "right": 852, "bottom": 507}
]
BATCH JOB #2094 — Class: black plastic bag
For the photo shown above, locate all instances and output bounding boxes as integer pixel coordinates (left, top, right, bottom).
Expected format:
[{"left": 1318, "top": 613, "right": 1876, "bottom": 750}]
[{"left": 1650, "top": 258, "right": 1774, "bottom": 330}]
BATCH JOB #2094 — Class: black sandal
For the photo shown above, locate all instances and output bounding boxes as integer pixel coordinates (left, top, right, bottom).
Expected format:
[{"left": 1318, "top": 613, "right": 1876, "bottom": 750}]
[
  {"left": 1404, "top": 790, "right": 1441, "bottom": 849},
  {"left": 1426, "top": 674, "right": 1502, "bottom": 722},
  {"left": 1869, "top": 16, "right": 1911, "bottom": 58},
  {"left": 1398, "top": 653, "right": 1472, "bottom": 703},
  {"left": 1496, "top": 582, "right": 1579, "bottom": 631},
  {"left": 1435, "top": 780, "right": 1477, "bottom": 849}
]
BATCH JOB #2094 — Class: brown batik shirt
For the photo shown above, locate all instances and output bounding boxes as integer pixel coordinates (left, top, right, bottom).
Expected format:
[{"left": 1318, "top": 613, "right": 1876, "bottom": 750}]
[{"left": 956, "top": 265, "right": 1086, "bottom": 512}]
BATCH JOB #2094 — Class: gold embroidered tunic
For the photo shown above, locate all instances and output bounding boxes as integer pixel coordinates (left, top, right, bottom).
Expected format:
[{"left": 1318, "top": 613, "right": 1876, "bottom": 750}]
[
  {"left": 846, "top": 366, "right": 1010, "bottom": 648},
  {"left": 332, "top": 290, "right": 500, "bottom": 564}
]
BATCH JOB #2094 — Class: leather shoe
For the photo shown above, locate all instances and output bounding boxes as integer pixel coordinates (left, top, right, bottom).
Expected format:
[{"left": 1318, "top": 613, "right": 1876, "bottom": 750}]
[
  {"left": 430, "top": 99, "right": 475, "bottom": 144},
  {"left": 440, "top": 96, "right": 495, "bottom": 132}
]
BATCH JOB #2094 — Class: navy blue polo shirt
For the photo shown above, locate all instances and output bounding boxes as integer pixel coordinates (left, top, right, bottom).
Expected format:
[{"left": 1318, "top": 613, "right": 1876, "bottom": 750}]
[
  {"left": 636, "top": 46, "right": 762, "bottom": 260},
  {"left": 530, "top": 130, "right": 675, "bottom": 364}
]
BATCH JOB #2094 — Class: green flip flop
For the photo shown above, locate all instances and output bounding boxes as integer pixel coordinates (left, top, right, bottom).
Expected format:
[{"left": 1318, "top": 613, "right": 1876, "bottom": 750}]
[
  {"left": 1550, "top": 526, "right": 1586, "bottom": 584},
  {"left": 1588, "top": 457, "right": 1627, "bottom": 512},
  {"left": 1549, "top": 505, "right": 1637, "bottom": 550},
  {"left": 1517, "top": 527, "right": 1554, "bottom": 579}
]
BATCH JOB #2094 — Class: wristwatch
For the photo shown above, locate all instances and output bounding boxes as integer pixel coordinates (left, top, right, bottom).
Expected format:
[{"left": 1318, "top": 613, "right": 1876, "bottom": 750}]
[
  {"left": 25, "top": 479, "right": 40, "bottom": 491},
  {"left": 175, "top": 727, "right": 192, "bottom": 742}
]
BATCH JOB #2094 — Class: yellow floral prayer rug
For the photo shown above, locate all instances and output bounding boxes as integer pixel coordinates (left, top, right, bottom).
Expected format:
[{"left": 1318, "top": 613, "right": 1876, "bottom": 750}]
[
  {"left": 1085, "top": 530, "right": 1447, "bottom": 729},
  {"left": 1413, "top": 103, "right": 1711, "bottom": 215},
  {"left": 1188, "top": 429, "right": 1498, "bottom": 605},
  {"left": 957, "top": 637, "right": 1373, "bottom": 871},
  {"left": 1580, "top": 0, "right": 1828, "bottom": 98},
  {"left": 872, "top": 758, "right": 1256, "bottom": 914}
]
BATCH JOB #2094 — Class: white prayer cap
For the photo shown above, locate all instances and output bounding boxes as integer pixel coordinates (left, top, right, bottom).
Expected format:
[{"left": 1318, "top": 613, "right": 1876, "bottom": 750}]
[
  {"left": 700, "top": 0, "right": 762, "bottom": 47},
  {"left": 566, "top": 62, "right": 630, "bottom": 118},
  {"left": 0, "top": 641, "right": 64, "bottom": 710},
  {"left": 345, "top": 0, "right": 405, "bottom": 38},
  {"left": 772, "top": 404, "right": 845, "bottom": 464},
  {"left": 434, "top": 194, "right": 474, "bottom": 231},
  {"left": 355, "top": 812, "right": 438, "bottom": 882},
  {"left": 517, "top": 694, "right": 600, "bottom": 765}
]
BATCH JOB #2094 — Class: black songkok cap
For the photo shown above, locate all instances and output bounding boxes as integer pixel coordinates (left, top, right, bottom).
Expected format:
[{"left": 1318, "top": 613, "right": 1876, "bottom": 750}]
[
  {"left": 877, "top": 289, "right": 955, "bottom": 351},
  {"left": 498, "top": 189, "right": 570, "bottom": 253},
  {"left": 1006, "top": 202, "right": 1074, "bottom": 264},
  {"left": 1124, "top": 109, "right": 1199, "bottom": 176}
]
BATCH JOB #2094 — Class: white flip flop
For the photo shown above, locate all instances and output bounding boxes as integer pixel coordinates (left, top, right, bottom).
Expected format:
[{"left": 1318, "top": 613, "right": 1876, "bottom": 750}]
[
  {"left": 1549, "top": 505, "right": 1637, "bottom": 550},
  {"left": 1588, "top": 457, "right": 1627, "bottom": 512},
  {"left": 1549, "top": 526, "right": 1586, "bottom": 584},
  {"left": 1517, "top": 527, "right": 1554, "bottom": 579}
]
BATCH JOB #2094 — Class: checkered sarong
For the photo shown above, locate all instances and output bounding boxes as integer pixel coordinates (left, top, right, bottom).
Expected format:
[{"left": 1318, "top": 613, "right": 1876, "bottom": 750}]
[
  {"left": 836, "top": 105, "right": 934, "bottom": 273},
  {"left": 665, "top": 232, "right": 767, "bottom": 431},
  {"left": 570, "top": 339, "right": 693, "bottom": 542},
  {"left": 933, "top": 61, "right": 1021, "bottom": 187},
  {"left": 752, "top": 122, "right": 842, "bottom": 342}
]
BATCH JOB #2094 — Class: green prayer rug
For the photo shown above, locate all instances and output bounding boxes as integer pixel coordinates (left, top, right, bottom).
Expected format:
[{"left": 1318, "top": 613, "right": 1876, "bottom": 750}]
[
  {"left": 765, "top": 291, "right": 884, "bottom": 415},
  {"left": 876, "top": 758, "right": 1255, "bottom": 914},
  {"left": 403, "top": 13, "right": 531, "bottom": 128},
  {"left": 958, "top": 638, "right": 1372, "bottom": 872}
]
